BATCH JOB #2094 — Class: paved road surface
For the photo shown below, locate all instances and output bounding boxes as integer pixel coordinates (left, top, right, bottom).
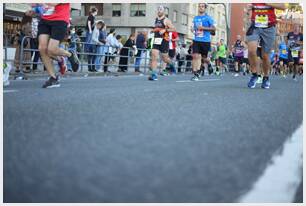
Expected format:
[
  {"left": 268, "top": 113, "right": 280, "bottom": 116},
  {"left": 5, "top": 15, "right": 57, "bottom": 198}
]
[{"left": 3, "top": 73, "right": 303, "bottom": 203}]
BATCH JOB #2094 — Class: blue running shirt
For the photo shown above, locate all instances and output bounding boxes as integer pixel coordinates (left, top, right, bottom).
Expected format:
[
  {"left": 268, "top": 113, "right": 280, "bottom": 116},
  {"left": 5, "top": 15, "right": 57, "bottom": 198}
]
[{"left": 193, "top": 14, "right": 214, "bottom": 43}]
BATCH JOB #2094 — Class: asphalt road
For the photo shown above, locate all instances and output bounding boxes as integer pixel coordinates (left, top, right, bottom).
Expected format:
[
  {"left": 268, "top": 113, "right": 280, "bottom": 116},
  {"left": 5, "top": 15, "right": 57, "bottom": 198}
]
[{"left": 3, "top": 73, "right": 303, "bottom": 203}]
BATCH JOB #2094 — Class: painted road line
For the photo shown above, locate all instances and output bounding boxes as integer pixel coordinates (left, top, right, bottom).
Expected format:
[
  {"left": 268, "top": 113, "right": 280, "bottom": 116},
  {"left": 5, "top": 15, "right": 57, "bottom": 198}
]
[
  {"left": 176, "top": 79, "right": 221, "bottom": 83},
  {"left": 239, "top": 124, "right": 303, "bottom": 203},
  {"left": 3, "top": 90, "right": 18, "bottom": 93}
]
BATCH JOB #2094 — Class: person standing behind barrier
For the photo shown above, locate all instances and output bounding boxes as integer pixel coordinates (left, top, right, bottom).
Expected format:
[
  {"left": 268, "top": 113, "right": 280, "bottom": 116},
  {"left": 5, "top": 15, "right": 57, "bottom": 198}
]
[
  {"left": 37, "top": 3, "right": 79, "bottom": 88},
  {"left": 14, "top": 14, "right": 32, "bottom": 73},
  {"left": 104, "top": 28, "right": 116, "bottom": 73},
  {"left": 135, "top": 30, "right": 147, "bottom": 73},
  {"left": 26, "top": 10, "right": 41, "bottom": 73},
  {"left": 88, "top": 21, "right": 104, "bottom": 72},
  {"left": 119, "top": 33, "right": 136, "bottom": 72},
  {"left": 85, "top": 7, "right": 98, "bottom": 52},
  {"left": 95, "top": 22, "right": 107, "bottom": 72},
  {"left": 177, "top": 44, "right": 188, "bottom": 73}
]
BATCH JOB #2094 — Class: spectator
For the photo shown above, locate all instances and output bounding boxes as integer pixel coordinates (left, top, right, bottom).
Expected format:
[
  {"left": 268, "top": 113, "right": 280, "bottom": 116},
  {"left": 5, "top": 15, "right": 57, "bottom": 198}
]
[
  {"left": 104, "top": 28, "right": 116, "bottom": 72},
  {"left": 25, "top": 10, "right": 41, "bottom": 73},
  {"left": 85, "top": 7, "right": 98, "bottom": 52},
  {"left": 88, "top": 21, "right": 104, "bottom": 72},
  {"left": 186, "top": 44, "right": 193, "bottom": 72},
  {"left": 119, "top": 33, "right": 136, "bottom": 72},
  {"left": 14, "top": 14, "right": 32, "bottom": 73},
  {"left": 177, "top": 44, "right": 188, "bottom": 73},
  {"left": 134, "top": 30, "right": 147, "bottom": 72},
  {"left": 95, "top": 22, "right": 107, "bottom": 71}
]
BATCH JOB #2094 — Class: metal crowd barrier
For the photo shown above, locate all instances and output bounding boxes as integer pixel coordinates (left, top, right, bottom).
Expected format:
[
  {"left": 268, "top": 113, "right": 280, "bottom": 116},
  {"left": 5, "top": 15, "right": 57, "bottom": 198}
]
[{"left": 12, "top": 36, "right": 195, "bottom": 79}]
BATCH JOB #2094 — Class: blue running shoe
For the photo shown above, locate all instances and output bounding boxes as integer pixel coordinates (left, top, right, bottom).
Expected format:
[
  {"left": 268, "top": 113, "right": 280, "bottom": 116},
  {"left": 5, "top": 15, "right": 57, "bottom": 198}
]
[
  {"left": 248, "top": 75, "right": 258, "bottom": 88},
  {"left": 148, "top": 72, "right": 158, "bottom": 81},
  {"left": 261, "top": 78, "right": 270, "bottom": 89}
]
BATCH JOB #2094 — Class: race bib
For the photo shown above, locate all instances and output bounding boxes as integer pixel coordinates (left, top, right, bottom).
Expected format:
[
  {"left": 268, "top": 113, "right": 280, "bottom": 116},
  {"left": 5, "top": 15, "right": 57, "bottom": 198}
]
[
  {"left": 154, "top": 38, "right": 163, "bottom": 45},
  {"left": 282, "top": 50, "right": 287, "bottom": 55},
  {"left": 196, "top": 30, "right": 204, "bottom": 38},
  {"left": 292, "top": 50, "right": 299, "bottom": 58},
  {"left": 42, "top": 5, "right": 55, "bottom": 16},
  {"left": 255, "top": 15, "right": 268, "bottom": 28}
]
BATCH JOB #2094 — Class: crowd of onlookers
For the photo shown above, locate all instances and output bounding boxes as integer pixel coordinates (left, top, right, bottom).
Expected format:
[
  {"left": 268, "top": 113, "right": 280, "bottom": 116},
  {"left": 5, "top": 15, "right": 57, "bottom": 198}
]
[{"left": 5, "top": 6, "right": 303, "bottom": 76}]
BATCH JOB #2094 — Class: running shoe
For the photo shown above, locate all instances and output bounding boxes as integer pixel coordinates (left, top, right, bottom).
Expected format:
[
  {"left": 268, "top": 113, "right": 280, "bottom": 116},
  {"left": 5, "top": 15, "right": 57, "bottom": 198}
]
[
  {"left": 256, "top": 76, "right": 263, "bottom": 84},
  {"left": 261, "top": 78, "right": 270, "bottom": 89},
  {"left": 234, "top": 73, "right": 239, "bottom": 77},
  {"left": 247, "top": 75, "right": 258, "bottom": 89},
  {"left": 191, "top": 73, "right": 200, "bottom": 81},
  {"left": 293, "top": 76, "right": 298, "bottom": 81},
  {"left": 42, "top": 76, "right": 60, "bottom": 88},
  {"left": 160, "top": 70, "right": 169, "bottom": 76},
  {"left": 58, "top": 57, "right": 67, "bottom": 75},
  {"left": 148, "top": 72, "right": 158, "bottom": 81},
  {"left": 68, "top": 51, "right": 80, "bottom": 72}
]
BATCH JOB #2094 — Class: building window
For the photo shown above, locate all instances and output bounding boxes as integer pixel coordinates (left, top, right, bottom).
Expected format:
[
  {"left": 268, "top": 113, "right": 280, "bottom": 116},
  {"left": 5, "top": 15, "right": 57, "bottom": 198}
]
[
  {"left": 182, "top": 14, "right": 188, "bottom": 26},
  {"left": 165, "top": 7, "right": 169, "bottom": 18},
  {"left": 218, "top": 11, "right": 221, "bottom": 25},
  {"left": 112, "top": 4, "right": 121, "bottom": 17},
  {"left": 173, "top": 10, "right": 177, "bottom": 22},
  {"left": 71, "top": 9, "right": 81, "bottom": 17},
  {"left": 130, "top": 3, "right": 146, "bottom": 17},
  {"left": 221, "top": 31, "right": 225, "bottom": 40},
  {"left": 210, "top": 7, "right": 215, "bottom": 16}
]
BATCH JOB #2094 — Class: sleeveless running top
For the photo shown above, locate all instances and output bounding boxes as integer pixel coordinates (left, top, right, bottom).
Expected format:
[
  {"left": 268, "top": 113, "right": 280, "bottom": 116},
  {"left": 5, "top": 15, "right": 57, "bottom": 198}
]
[{"left": 154, "top": 17, "right": 169, "bottom": 41}]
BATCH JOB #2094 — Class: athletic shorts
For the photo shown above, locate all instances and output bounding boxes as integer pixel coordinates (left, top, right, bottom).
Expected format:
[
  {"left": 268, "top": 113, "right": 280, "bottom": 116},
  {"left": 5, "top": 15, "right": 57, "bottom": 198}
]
[
  {"left": 169, "top": 49, "right": 176, "bottom": 58},
  {"left": 288, "top": 50, "right": 300, "bottom": 65},
  {"left": 218, "top": 57, "right": 227, "bottom": 64},
  {"left": 192, "top": 41, "right": 211, "bottom": 57},
  {"left": 246, "top": 25, "right": 276, "bottom": 54},
  {"left": 278, "top": 57, "right": 289, "bottom": 66},
  {"left": 243, "top": 58, "right": 249, "bottom": 65},
  {"left": 38, "top": 19, "right": 68, "bottom": 41},
  {"left": 152, "top": 39, "right": 169, "bottom": 54},
  {"left": 234, "top": 56, "right": 243, "bottom": 64}
]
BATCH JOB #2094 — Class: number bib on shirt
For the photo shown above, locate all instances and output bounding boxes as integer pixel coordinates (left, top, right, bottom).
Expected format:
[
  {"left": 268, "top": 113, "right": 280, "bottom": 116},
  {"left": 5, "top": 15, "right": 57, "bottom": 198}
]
[
  {"left": 282, "top": 50, "right": 287, "bottom": 55},
  {"left": 292, "top": 50, "right": 299, "bottom": 58},
  {"left": 255, "top": 15, "right": 268, "bottom": 28},
  {"left": 154, "top": 38, "right": 163, "bottom": 45},
  {"left": 42, "top": 6, "right": 55, "bottom": 16}
]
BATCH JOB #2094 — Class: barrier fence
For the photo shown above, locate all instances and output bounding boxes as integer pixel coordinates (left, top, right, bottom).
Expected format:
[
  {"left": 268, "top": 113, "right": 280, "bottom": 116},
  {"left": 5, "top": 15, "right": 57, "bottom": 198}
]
[{"left": 6, "top": 36, "right": 195, "bottom": 76}]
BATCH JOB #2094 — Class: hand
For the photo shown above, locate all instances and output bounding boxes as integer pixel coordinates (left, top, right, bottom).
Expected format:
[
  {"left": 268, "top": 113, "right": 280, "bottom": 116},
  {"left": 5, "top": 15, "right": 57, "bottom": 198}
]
[
  {"left": 159, "top": 29, "right": 166, "bottom": 35},
  {"left": 197, "top": 26, "right": 205, "bottom": 31}
]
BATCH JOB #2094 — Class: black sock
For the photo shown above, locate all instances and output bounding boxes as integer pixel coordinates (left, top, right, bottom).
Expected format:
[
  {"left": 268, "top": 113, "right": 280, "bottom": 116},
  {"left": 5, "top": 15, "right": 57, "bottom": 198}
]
[
  {"left": 293, "top": 74, "right": 296, "bottom": 78},
  {"left": 252, "top": 72, "right": 258, "bottom": 77},
  {"left": 263, "top": 76, "right": 269, "bottom": 81}
]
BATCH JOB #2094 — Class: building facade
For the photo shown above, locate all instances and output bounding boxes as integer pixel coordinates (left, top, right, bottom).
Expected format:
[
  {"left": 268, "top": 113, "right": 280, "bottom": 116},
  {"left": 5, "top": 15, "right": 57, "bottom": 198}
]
[{"left": 71, "top": 3, "right": 190, "bottom": 43}]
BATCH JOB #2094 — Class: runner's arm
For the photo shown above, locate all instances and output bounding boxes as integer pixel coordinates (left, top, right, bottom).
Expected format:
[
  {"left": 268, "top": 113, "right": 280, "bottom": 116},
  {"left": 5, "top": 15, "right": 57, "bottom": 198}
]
[{"left": 265, "top": 3, "right": 287, "bottom": 10}]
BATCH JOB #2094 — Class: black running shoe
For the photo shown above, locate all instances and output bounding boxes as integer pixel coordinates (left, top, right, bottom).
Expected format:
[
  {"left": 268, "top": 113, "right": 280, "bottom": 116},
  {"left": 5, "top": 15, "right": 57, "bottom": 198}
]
[
  {"left": 68, "top": 51, "right": 80, "bottom": 72},
  {"left": 42, "top": 76, "right": 60, "bottom": 88}
]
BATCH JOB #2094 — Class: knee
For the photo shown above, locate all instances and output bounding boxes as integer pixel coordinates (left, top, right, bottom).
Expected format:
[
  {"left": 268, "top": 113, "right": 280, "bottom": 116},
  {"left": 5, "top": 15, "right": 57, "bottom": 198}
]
[
  {"left": 192, "top": 54, "right": 199, "bottom": 60},
  {"left": 38, "top": 45, "right": 48, "bottom": 55},
  {"left": 47, "top": 47, "right": 57, "bottom": 56},
  {"left": 248, "top": 50, "right": 257, "bottom": 57}
]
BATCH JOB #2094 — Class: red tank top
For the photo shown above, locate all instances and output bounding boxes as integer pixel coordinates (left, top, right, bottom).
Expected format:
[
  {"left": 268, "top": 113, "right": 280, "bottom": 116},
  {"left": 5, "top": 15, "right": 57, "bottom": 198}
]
[
  {"left": 41, "top": 4, "right": 70, "bottom": 24},
  {"left": 251, "top": 3, "right": 276, "bottom": 28}
]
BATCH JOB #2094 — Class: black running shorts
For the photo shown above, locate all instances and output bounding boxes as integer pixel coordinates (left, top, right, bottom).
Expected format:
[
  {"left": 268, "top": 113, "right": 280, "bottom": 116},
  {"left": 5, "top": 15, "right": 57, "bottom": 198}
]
[
  {"left": 192, "top": 41, "right": 210, "bottom": 57},
  {"left": 152, "top": 39, "right": 169, "bottom": 54},
  {"left": 38, "top": 19, "right": 68, "bottom": 41}
]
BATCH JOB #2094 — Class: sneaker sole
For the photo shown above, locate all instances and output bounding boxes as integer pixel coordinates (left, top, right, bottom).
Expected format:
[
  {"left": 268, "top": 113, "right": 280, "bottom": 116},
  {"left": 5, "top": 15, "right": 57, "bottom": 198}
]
[{"left": 45, "top": 84, "right": 61, "bottom": 89}]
